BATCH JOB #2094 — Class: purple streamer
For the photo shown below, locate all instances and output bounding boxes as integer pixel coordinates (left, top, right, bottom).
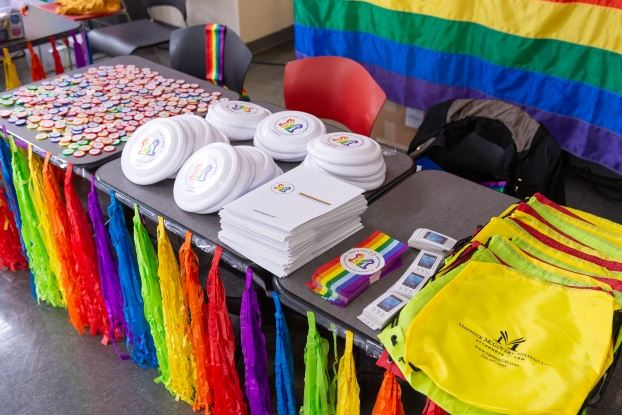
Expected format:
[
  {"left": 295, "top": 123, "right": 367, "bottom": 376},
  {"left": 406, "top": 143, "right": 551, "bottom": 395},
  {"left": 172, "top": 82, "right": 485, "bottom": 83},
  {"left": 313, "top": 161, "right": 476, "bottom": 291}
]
[
  {"left": 240, "top": 267, "right": 272, "bottom": 415},
  {"left": 71, "top": 31, "right": 87, "bottom": 68},
  {"left": 87, "top": 177, "right": 127, "bottom": 351}
]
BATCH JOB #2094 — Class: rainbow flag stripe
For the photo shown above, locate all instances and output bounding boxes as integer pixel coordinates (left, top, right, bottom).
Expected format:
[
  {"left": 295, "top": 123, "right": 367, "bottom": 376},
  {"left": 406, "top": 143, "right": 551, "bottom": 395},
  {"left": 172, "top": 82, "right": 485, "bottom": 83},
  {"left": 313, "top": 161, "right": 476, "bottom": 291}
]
[
  {"left": 307, "top": 230, "right": 408, "bottom": 306},
  {"left": 294, "top": 0, "right": 622, "bottom": 174}
]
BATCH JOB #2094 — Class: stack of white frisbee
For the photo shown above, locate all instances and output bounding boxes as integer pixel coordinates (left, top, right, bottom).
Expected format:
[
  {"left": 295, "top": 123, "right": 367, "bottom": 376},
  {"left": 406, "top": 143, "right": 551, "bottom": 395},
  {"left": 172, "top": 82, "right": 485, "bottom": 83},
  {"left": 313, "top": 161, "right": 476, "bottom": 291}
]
[
  {"left": 121, "top": 114, "right": 228, "bottom": 185},
  {"left": 253, "top": 111, "right": 326, "bottom": 161},
  {"left": 303, "top": 132, "right": 386, "bottom": 190},
  {"left": 174, "top": 143, "right": 283, "bottom": 214},
  {"left": 205, "top": 100, "right": 271, "bottom": 141}
]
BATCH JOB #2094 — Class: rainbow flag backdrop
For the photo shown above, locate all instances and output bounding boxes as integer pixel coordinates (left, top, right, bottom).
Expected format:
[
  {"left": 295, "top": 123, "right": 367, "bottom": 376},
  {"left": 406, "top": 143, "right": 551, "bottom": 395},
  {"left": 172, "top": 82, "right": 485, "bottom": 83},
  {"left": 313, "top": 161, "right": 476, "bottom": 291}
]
[{"left": 294, "top": 0, "right": 622, "bottom": 173}]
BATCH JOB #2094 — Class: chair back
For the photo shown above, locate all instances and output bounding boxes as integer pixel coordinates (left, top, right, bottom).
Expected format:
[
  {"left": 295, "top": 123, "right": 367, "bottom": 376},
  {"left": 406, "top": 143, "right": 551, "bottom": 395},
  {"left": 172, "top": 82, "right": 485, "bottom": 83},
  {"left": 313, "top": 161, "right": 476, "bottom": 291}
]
[
  {"left": 169, "top": 24, "right": 252, "bottom": 94},
  {"left": 284, "top": 56, "right": 386, "bottom": 136},
  {"left": 144, "top": 0, "right": 186, "bottom": 23}
]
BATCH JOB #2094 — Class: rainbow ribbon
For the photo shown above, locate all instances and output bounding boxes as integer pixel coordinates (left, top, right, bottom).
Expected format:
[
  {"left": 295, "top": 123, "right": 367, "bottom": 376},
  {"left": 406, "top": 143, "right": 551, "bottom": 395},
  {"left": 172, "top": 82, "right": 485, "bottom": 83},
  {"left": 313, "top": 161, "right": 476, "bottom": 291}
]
[{"left": 205, "top": 23, "right": 250, "bottom": 100}]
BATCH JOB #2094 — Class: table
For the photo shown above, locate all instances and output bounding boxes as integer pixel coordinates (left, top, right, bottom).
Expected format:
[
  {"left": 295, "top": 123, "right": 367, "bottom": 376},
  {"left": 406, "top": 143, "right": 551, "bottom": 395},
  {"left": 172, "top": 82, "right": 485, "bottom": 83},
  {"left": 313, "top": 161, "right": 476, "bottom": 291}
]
[
  {"left": 1, "top": 55, "right": 238, "bottom": 169},
  {"left": 0, "top": 6, "right": 80, "bottom": 52},
  {"left": 273, "top": 170, "right": 517, "bottom": 357}
]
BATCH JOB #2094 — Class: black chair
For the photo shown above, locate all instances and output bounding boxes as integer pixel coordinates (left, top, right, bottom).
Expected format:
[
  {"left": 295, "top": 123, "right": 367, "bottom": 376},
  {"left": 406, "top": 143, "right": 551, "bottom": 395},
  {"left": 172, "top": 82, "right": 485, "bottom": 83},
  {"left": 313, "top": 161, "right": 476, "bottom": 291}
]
[
  {"left": 88, "top": 0, "right": 186, "bottom": 57},
  {"left": 169, "top": 24, "right": 252, "bottom": 94}
]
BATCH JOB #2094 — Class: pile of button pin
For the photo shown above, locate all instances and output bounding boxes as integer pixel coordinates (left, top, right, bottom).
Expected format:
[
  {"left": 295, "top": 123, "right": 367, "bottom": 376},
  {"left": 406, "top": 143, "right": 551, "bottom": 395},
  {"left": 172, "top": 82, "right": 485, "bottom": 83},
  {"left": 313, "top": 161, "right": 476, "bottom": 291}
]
[{"left": 0, "top": 64, "right": 227, "bottom": 159}]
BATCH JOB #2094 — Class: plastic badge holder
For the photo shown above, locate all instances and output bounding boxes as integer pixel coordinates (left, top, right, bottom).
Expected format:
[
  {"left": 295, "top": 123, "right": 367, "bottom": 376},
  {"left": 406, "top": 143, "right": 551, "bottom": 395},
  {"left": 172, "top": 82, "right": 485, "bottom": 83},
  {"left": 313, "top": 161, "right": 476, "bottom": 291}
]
[
  {"left": 307, "top": 132, "right": 383, "bottom": 166},
  {"left": 357, "top": 291, "right": 409, "bottom": 331},
  {"left": 254, "top": 111, "right": 326, "bottom": 161},
  {"left": 122, "top": 118, "right": 190, "bottom": 185},
  {"left": 206, "top": 101, "right": 271, "bottom": 141},
  {"left": 408, "top": 228, "right": 457, "bottom": 254},
  {"left": 174, "top": 143, "right": 241, "bottom": 213}
]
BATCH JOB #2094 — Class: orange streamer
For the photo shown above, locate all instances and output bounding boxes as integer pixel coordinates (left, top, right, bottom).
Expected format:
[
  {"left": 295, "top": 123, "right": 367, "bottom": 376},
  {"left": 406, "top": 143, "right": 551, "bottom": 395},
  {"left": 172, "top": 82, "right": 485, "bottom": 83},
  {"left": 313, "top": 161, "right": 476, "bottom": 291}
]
[
  {"left": 180, "top": 232, "right": 214, "bottom": 414},
  {"left": 42, "top": 155, "right": 86, "bottom": 333}
]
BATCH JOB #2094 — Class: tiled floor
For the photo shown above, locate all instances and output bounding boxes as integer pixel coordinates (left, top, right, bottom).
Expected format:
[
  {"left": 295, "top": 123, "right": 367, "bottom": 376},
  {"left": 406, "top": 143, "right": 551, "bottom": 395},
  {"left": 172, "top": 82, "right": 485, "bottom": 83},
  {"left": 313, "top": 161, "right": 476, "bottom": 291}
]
[{"left": 1, "top": 41, "right": 622, "bottom": 414}]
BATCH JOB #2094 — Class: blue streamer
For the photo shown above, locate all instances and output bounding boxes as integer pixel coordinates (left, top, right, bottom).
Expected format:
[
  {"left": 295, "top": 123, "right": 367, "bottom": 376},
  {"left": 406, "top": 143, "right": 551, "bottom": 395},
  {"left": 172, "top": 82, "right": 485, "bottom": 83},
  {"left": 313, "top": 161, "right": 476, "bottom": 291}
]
[
  {"left": 107, "top": 191, "right": 157, "bottom": 368},
  {"left": 273, "top": 291, "right": 297, "bottom": 415},
  {"left": 83, "top": 30, "right": 94, "bottom": 65}
]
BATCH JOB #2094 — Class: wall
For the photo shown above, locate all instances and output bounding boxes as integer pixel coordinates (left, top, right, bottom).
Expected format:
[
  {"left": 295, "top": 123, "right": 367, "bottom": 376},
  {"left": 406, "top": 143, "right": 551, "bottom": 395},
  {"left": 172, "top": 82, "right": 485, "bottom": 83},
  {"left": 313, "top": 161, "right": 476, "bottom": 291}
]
[
  {"left": 238, "top": 0, "right": 293, "bottom": 42},
  {"left": 144, "top": 0, "right": 292, "bottom": 43},
  {"left": 186, "top": 0, "right": 240, "bottom": 33}
]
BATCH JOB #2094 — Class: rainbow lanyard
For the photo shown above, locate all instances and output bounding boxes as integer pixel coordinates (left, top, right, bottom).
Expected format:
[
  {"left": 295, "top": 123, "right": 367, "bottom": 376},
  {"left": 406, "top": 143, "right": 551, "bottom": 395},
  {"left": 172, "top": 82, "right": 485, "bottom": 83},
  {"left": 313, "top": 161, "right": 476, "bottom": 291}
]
[{"left": 308, "top": 231, "right": 408, "bottom": 306}]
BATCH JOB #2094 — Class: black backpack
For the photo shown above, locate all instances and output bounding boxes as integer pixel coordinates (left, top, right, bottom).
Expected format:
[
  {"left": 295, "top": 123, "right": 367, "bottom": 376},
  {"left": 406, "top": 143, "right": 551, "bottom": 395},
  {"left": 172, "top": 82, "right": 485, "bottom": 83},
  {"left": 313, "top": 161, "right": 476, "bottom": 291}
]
[{"left": 409, "top": 99, "right": 566, "bottom": 204}]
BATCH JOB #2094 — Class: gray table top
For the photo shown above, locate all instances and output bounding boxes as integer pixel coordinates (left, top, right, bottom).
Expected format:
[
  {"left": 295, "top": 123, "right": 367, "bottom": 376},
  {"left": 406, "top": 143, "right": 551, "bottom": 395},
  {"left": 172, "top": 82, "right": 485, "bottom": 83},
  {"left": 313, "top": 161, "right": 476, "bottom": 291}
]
[
  {"left": 1, "top": 55, "right": 238, "bottom": 170},
  {"left": 273, "top": 170, "right": 517, "bottom": 356},
  {"left": 1, "top": 6, "right": 80, "bottom": 51}
]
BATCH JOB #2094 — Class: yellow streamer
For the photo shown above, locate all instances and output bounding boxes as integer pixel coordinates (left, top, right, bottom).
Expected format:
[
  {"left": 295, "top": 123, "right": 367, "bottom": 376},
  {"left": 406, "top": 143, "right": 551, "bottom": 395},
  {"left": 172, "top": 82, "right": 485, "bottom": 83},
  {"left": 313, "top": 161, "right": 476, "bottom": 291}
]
[
  {"left": 27, "top": 146, "right": 66, "bottom": 306},
  {"left": 2, "top": 47, "right": 21, "bottom": 90},
  {"left": 336, "top": 331, "right": 360, "bottom": 415},
  {"left": 157, "top": 217, "right": 197, "bottom": 404},
  {"left": 357, "top": 0, "right": 622, "bottom": 54}
]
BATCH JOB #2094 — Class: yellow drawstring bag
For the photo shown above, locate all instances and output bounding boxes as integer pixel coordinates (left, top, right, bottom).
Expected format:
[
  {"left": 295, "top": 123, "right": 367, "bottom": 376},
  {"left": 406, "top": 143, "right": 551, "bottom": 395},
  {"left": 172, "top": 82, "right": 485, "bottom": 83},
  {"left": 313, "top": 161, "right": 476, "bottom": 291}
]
[
  {"left": 526, "top": 196, "right": 622, "bottom": 255},
  {"left": 511, "top": 234, "right": 622, "bottom": 280},
  {"left": 486, "top": 235, "right": 622, "bottom": 304},
  {"left": 380, "top": 260, "right": 498, "bottom": 415},
  {"left": 403, "top": 261, "right": 616, "bottom": 415},
  {"left": 529, "top": 193, "right": 622, "bottom": 239},
  {"left": 568, "top": 206, "right": 622, "bottom": 233},
  {"left": 336, "top": 331, "right": 359, "bottom": 415},
  {"left": 2, "top": 48, "right": 20, "bottom": 90},
  {"left": 57, "top": 0, "right": 120, "bottom": 15}
]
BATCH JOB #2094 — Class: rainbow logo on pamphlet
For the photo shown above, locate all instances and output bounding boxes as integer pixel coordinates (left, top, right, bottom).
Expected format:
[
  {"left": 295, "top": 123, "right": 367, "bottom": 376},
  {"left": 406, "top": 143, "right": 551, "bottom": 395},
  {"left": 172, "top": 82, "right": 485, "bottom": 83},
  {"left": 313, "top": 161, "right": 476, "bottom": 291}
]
[
  {"left": 137, "top": 137, "right": 161, "bottom": 156},
  {"left": 271, "top": 182, "right": 295, "bottom": 194}
]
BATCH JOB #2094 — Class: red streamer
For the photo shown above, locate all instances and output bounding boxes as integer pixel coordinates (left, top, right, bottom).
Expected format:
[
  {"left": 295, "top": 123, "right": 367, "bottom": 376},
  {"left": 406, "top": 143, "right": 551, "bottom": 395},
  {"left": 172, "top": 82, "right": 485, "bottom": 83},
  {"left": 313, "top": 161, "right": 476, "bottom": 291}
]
[
  {"left": 26, "top": 42, "right": 46, "bottom": 81},
  {"left": 0, "top": 181, "right": 26, "bottom": 271},
  {"left": 49, "top": 37, "right": 64, "bottom": 75},
  {"left": 206, "top": 246, "right": 247, "bottom": 415},
  {"left": 64, "top": 164, "right": 109, "bottom": 336},
  {"left": 421, "top": 399, "right": 449, "bottom": 415}
]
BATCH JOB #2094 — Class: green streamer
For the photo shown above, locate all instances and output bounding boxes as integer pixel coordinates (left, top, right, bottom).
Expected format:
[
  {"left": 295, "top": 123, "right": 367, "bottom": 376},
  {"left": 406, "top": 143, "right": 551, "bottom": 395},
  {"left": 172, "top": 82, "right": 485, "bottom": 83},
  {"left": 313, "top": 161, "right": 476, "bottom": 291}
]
[
  {"left": 302, "top": 312, "right": 335, "bottom": 415},
  {"left": 132, "top": 205, "right": 170, "bottom": 386},
  {"left": 9, "top": 140, "right": 63, "bottom": 306}
]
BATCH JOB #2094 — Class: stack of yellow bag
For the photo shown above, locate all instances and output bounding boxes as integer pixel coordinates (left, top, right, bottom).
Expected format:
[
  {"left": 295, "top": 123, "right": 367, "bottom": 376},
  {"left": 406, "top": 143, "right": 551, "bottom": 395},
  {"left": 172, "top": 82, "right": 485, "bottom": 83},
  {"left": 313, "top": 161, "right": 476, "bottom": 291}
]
[
  {"left": 56, "top": 0, "right": 120, "bottom": 15},
  {"left": 380, "top": 193, "right": 622, "bottom": 415}
]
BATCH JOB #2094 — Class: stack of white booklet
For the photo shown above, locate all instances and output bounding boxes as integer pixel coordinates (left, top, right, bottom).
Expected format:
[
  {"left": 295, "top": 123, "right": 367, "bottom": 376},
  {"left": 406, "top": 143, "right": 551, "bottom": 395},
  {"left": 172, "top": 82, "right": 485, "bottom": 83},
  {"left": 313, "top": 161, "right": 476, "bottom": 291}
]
[{"left": 218, "top": 166, "right": 367, "bottom": 277}]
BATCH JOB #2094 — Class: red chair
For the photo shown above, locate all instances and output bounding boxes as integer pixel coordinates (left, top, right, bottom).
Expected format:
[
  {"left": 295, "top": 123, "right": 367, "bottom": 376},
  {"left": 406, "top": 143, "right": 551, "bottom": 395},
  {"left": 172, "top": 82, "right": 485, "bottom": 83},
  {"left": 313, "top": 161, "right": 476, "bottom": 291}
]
[{"left": 284, "top": 56, "right": 387, "bottom": 137}]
